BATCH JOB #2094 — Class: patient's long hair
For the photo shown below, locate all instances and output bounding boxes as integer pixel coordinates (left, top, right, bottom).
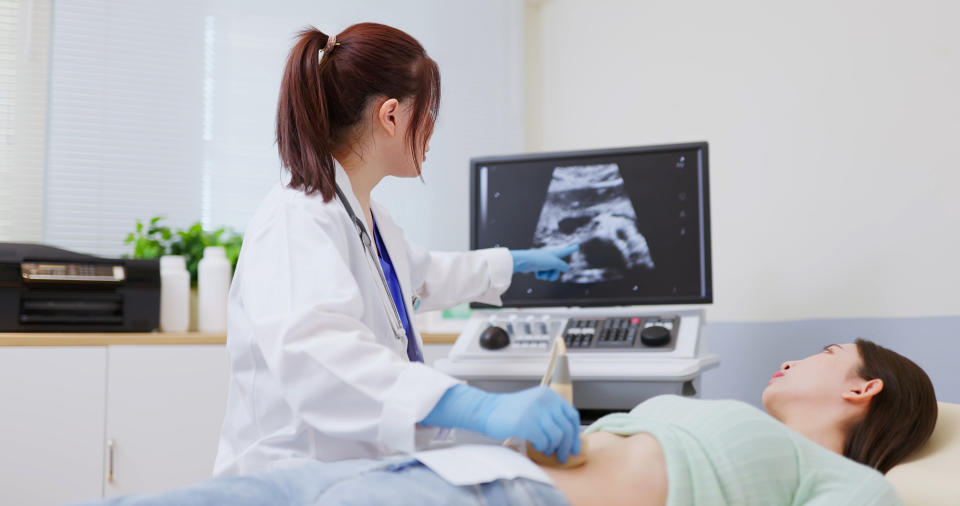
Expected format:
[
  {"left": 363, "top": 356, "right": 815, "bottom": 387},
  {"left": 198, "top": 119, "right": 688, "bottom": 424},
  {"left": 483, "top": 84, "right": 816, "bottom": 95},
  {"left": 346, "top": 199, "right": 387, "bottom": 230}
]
[{"left": 844, "top": 339, "right": 937, "bottom": 474}]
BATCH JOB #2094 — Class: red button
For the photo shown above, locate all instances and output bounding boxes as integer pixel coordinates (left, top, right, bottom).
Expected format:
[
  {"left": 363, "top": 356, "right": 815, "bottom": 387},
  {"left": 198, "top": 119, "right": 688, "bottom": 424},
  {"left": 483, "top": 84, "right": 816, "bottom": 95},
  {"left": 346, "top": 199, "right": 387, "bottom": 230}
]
[{"left": 630, "top": 317, "right": 642, "bottom": 325}]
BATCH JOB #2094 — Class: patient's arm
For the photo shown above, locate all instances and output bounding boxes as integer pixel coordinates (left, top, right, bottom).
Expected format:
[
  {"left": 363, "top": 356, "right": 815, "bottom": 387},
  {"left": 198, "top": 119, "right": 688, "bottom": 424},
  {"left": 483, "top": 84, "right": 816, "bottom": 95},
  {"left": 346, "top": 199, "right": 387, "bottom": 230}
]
[{"left": 539, "top": 431, "right": 668, "bottom": 506}]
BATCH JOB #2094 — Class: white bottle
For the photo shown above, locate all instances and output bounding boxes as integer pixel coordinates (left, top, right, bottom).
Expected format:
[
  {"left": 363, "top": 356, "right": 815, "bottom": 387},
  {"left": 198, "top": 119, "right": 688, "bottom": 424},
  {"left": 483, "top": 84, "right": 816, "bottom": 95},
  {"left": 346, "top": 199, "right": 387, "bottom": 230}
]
[
  {"left": 198, "top": 246, "right": 231, "bottom": 333},
  {"left": 159, "top": 255, "right": 190, "bottom": 332}
]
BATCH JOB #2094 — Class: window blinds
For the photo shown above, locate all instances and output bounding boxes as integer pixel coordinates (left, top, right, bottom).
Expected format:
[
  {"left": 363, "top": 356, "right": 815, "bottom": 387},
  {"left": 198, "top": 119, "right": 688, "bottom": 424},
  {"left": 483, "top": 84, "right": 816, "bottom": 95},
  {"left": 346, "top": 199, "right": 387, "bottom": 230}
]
[
  {"left": 44, "top": 0, "right": 206, "bottom": 256},
  {"left": 0, "top": 0, "right": 50, "bottom": 243},
  {"left": 44, "top": 0, "right": 524, "bottom": 257}
]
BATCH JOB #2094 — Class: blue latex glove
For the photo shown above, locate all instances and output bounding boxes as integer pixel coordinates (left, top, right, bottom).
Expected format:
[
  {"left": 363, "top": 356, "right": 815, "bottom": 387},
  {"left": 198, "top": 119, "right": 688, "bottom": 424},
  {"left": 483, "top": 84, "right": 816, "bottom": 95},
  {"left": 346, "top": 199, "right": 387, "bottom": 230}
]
[
  {"left": 510, "top": 244, "right": 579, "bottom": 281},
  {"left": 421, "top": 384, "right": 581, "bottom": 462}
]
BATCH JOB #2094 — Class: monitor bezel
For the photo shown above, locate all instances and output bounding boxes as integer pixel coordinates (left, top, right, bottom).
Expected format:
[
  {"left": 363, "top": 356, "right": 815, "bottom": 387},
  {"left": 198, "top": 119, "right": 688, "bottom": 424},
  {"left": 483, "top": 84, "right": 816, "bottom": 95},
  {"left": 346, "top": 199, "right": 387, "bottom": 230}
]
[{"left": 469, "top": 141, "right": 712, "bottom": 308}]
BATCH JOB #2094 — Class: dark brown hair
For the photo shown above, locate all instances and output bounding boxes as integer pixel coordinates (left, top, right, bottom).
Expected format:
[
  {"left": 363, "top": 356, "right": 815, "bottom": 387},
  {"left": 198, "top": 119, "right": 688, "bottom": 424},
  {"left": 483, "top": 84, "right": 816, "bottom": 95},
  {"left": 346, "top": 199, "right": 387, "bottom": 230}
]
[
  {"left": 843, "top": 338, "right": 938, "bottom": 473},
  {"left": 276, "top": 23, "right": 441, "bottom": 202}
]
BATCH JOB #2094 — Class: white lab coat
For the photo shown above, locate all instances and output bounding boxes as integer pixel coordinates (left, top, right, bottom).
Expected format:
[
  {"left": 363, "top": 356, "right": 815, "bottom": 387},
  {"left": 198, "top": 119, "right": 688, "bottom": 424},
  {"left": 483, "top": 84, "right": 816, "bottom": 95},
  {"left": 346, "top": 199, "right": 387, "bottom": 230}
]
[{"left": 213, "top": 163, "right": 513, "bottom": 477}]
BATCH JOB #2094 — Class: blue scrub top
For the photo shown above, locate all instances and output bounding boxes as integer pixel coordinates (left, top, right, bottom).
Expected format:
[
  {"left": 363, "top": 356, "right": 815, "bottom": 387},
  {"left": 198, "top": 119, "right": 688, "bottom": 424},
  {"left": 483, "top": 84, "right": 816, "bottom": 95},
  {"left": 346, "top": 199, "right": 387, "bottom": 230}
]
[{"left": 372, "top": 215, "right": 423, "bottom": 363}]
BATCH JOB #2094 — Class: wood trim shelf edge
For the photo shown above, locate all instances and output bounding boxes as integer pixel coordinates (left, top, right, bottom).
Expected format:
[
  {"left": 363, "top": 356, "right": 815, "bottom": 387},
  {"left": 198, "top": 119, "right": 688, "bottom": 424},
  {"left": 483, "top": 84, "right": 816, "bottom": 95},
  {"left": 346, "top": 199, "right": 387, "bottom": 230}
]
[{"left": 0, "top": 332, "right": 461, "bottom": 347}]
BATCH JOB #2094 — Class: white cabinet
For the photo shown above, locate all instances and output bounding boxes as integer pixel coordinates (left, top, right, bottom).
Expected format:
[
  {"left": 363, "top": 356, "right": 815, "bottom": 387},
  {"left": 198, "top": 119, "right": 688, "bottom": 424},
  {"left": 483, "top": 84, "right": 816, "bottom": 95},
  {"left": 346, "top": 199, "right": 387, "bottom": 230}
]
[
  {"left": 0, "top": 342, "right": 450, "bottom": 504},
  {"left": 0, "top": 347, "right": 107, "bottom": 506},
  {"left": 104, "top": 345, "right": 229, "bottom": 497},
  {"left": 0, "top": 344, "right": 229, "bottom": 505}
]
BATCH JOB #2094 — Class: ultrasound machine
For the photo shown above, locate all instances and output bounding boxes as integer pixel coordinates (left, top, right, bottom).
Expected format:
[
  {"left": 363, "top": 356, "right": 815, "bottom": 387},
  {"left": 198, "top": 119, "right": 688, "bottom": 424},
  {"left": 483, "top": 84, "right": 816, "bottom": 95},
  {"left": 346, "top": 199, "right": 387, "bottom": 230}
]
[{"left": 435, "top": 142, "right": 719, "bottom": 420}]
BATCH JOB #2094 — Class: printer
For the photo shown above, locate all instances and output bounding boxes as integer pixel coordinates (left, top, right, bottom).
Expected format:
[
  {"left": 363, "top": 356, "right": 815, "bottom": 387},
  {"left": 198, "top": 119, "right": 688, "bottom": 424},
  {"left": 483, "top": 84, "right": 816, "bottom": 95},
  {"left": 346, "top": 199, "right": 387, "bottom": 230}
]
[{"left": 0, "top": 243, "right": 160, "bottom": 332}]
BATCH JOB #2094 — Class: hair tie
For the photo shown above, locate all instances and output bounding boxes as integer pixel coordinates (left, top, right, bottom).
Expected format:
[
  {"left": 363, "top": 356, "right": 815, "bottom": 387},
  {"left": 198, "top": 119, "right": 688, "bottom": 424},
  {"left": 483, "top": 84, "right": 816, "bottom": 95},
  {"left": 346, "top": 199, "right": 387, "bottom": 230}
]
[{"left": 319, "top": 34, "right": 339, "bottom": 60}]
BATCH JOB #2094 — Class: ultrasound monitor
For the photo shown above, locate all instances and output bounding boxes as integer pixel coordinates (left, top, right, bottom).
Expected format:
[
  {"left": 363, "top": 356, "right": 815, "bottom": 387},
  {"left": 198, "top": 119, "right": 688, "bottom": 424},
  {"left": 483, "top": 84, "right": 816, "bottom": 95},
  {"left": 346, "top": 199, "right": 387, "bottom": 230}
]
[{"left": 470, "top": 142, "right": 712, "bottom": 308}]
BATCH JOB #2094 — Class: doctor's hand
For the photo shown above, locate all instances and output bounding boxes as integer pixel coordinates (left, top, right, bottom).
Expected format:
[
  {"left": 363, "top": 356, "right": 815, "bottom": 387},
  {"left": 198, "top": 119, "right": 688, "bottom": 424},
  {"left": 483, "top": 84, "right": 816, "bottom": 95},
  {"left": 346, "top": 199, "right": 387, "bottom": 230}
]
[
  {"left": 482, "top": 386, "right": 582, "bottom": 461},
  {"left": 510, "top": 244, "right": 579, "bottom": 281},
  {"left": 420, "top": 384, "right": 581, "bottom": 463}
]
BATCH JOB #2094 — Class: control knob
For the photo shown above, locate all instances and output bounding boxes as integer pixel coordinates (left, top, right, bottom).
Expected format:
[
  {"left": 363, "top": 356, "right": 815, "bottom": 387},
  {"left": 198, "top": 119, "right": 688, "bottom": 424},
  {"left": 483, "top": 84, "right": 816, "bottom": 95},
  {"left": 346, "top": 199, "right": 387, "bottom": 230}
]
[
  {"left": 640, "top": 325, "right": 671, "bottom": 347},
  {"left": 478, "top": 325, "right": 510, "bottom": 350}
]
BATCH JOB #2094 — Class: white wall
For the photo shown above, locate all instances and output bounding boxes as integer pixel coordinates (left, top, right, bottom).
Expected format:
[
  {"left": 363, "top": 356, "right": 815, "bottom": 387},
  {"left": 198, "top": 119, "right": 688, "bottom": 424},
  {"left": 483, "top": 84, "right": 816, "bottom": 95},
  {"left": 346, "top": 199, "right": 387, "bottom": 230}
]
[{"left": 526, "top": 0, "right": 960, "bottom": 321}]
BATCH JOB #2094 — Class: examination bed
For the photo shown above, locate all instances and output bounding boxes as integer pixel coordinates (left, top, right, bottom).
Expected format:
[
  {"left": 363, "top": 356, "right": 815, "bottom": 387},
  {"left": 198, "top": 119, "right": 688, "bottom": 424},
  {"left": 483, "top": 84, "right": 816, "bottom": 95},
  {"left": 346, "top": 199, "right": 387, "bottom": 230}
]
[{"left": 885, "top": 401, "right": 960, "bottom": 505}]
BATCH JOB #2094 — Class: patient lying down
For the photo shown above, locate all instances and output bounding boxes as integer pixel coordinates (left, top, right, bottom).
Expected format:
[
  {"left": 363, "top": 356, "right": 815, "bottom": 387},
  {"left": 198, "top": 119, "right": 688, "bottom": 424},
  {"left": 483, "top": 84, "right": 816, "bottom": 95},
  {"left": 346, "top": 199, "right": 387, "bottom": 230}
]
[
  {"left": 545, "top": 339, "right": 937, "bottom": 506},
  {"left": 75, "top": 339, "right": 936, "bottom": 506}
]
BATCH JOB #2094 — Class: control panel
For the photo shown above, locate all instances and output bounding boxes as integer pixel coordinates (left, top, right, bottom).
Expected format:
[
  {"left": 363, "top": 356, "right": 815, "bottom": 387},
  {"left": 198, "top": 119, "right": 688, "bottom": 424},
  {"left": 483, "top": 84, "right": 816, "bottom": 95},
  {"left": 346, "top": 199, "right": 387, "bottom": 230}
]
[
  {"left": 562, "top": 316, "right": 677, "bottom": 351},
  {"left": 473, "top": 313, "right": 679, "bottom": 354},
  {"left": 438, "top": 309, "right": 717, "bottom": 412}
]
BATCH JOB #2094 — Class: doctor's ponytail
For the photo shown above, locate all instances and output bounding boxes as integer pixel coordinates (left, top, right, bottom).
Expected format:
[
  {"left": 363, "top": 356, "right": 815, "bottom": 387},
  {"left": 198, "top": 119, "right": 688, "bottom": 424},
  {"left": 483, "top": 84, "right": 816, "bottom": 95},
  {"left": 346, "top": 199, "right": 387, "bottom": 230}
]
[{"left": 276, "top": 23, "right": 441, "bottom": 202}]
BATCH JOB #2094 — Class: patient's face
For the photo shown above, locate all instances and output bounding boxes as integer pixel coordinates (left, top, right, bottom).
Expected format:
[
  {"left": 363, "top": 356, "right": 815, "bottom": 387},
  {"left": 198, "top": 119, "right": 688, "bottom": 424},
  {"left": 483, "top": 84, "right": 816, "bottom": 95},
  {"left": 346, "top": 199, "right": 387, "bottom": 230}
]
[{"left": 762, "top": 343, "right": 863, "bottom": 418}]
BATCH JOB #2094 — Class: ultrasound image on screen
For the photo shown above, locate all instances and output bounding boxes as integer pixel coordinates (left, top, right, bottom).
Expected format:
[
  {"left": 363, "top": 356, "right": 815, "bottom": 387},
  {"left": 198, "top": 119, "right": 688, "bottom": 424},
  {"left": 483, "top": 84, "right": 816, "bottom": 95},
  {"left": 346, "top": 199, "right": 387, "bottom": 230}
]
[
  {"left": 472, "top": 143, "right": 711, "bottom": 307},
  {"left": 532, "top": 163, "right": 655, "bottom": 283}
]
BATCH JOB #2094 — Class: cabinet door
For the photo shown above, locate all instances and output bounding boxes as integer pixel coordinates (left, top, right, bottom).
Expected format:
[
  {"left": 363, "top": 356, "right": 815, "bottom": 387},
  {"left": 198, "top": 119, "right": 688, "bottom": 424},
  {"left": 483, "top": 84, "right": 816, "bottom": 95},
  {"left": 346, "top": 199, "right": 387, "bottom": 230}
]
[
  {"left": 0, "top": 347, "right": 107, "bottom": 506},
  {"left": 104, "top": 345, "right": 228, "bottom": 497}
]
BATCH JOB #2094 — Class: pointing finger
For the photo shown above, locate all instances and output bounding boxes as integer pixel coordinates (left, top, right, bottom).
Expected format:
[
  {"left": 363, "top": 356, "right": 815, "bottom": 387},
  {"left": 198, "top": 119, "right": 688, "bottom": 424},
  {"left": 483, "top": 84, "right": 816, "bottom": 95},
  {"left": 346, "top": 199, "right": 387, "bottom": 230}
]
[{"left": 552, "top": 244, "right": 579, "bottom": 258}]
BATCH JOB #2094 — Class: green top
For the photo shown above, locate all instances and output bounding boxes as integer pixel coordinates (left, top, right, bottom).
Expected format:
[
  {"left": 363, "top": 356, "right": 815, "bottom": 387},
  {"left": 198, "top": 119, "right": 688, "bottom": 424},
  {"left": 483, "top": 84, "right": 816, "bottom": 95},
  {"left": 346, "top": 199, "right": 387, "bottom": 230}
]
[{"left": 585, "top": 395, "right": 901, "bottom": 505}]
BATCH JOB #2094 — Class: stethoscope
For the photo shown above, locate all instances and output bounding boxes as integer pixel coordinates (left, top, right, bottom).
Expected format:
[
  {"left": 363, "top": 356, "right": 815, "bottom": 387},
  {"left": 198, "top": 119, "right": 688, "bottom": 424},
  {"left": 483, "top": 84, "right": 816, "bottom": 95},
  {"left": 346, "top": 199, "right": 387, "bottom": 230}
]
[{"left": 334, "top": 184, "right": 408, "bottom": 342}]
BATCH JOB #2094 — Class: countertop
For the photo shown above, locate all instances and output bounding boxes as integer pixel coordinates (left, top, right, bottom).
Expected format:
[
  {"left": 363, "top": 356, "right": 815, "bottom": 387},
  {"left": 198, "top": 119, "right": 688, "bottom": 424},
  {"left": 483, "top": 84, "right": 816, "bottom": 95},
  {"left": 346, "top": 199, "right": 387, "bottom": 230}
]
[{"left": 0, "top": 331, "right": 459, "bottom": 346}]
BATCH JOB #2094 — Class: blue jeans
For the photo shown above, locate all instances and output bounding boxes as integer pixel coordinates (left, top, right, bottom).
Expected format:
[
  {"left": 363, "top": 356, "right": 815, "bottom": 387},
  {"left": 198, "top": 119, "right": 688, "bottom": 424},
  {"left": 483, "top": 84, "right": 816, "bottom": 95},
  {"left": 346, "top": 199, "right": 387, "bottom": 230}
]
[{"left": 71, "top": 456, "right": 571, "bottom": 506}]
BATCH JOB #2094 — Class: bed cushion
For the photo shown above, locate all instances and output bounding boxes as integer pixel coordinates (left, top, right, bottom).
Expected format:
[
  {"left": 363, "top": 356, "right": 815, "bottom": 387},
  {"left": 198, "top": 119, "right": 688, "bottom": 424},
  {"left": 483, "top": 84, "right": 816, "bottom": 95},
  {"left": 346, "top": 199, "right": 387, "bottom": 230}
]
[{"left": 885, "top": 402, "right": 960, "bottom": 505}]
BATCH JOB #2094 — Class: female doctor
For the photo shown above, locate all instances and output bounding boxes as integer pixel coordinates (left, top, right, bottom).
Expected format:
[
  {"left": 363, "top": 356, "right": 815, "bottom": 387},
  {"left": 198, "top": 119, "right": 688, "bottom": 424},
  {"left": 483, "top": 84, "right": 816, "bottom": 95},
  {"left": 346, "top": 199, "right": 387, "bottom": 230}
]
[{"left": 214, "top": 23, "right": 581, "bottom": 477}]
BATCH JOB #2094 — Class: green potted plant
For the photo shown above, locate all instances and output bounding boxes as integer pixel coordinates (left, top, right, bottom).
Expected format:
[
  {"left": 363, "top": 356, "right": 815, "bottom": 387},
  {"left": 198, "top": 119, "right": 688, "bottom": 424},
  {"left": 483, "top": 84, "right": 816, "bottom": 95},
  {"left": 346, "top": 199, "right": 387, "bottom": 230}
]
[{"left": 125, "top": 216, "right": 242, "bottom": 330}]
